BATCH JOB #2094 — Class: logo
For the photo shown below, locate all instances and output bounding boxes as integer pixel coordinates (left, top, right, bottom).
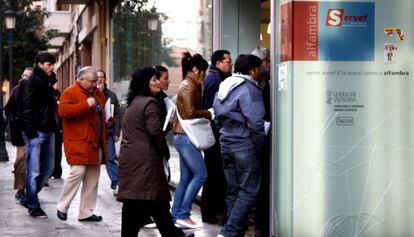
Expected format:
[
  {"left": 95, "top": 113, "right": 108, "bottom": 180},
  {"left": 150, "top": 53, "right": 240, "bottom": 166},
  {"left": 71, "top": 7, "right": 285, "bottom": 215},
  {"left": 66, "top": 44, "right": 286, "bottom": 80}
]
[
  {"left": 326, "top": 9, "right": 344, "bottom": 26},
  {"left": 281, "top": 2, "right": 374, "bottom": 61},
  {"left": 336, "top": 117, "right": 354, "bottom": 126},
  {"left": 326, "top": 8, "right": 368, "bottom": 27},
  {"left": 384, "top": 27, "right": 405, "bottom": 41},
  {"left": 327, "top": 90, "right": 333, "bottom": 104},
  {"left": 384, "top": 43, "right": 398, "bottom": 63}
]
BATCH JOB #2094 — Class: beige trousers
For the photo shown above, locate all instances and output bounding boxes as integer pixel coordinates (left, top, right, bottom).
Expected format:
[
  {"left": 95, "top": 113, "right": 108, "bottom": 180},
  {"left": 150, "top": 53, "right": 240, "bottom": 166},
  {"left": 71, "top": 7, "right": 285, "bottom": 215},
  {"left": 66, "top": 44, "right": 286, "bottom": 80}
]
[
  {"left": 57, "top": 165, "right": 101, "bottom": 219},
  {"left": 13, "top": 146, "right": 26, "bottom": 190}
]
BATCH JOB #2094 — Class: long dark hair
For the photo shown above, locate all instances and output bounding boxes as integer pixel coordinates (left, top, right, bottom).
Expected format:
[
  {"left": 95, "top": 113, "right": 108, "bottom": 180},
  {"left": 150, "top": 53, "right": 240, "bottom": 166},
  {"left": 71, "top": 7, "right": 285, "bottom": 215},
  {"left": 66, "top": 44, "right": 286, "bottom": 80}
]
[
  {"left": 181, "top": 52, "right": 208, "bottom": 80},
  {"left": 154, "top": 65, "right": 168, "bottom": 79},
  {"left": 127, "top": 67, "right": 156, "bottom": 107}
]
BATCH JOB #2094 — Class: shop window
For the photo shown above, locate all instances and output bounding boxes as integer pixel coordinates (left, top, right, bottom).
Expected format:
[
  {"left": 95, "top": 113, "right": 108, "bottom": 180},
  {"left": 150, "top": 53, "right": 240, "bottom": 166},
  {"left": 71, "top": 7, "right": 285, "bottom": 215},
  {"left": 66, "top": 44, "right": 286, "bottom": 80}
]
[{"left": 111, "top": 0, "right": 213, "bottom": 97}]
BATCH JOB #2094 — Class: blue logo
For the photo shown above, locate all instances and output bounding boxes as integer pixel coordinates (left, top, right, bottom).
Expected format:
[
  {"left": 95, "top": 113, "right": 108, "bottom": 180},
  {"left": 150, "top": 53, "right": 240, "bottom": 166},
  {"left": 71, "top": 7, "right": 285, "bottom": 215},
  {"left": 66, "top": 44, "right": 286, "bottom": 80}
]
[{"left": 318, "top": 2, "right": 375, "bottom": 61}]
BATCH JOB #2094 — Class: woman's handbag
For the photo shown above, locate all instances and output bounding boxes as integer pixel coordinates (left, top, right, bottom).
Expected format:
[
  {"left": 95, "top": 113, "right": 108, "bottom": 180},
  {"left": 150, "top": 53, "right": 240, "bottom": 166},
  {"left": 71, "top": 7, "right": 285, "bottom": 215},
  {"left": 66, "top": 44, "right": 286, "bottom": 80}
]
[{"left": 176, "top": 110, "right": 216, "bottom": 150}]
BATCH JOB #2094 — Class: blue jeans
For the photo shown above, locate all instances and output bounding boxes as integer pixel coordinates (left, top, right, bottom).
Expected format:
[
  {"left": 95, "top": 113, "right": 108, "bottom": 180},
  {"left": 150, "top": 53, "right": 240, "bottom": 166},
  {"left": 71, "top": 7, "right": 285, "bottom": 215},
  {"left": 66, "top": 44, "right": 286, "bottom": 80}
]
[
  {"left": 23, "top": 132, "right": 55, "bottom": 211},
  {"left": 220, "top": 149, "right": 261, "bottom": 237},
  {"left": 105, "top": 135, "right": 119, "bottom": 189},
  {"left": 171, "top": 133, "right": 207, "bottom": 220}
]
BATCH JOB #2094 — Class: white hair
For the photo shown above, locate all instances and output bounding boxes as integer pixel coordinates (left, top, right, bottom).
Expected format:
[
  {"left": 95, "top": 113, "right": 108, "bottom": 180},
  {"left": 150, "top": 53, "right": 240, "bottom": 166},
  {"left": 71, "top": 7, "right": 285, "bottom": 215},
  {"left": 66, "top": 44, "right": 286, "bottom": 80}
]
[
  {"left": 251, "top": 46, "right": 270, "bottom": 61},
  {"left": 77, "top": 66, "right": 97, "bottom": 80}
]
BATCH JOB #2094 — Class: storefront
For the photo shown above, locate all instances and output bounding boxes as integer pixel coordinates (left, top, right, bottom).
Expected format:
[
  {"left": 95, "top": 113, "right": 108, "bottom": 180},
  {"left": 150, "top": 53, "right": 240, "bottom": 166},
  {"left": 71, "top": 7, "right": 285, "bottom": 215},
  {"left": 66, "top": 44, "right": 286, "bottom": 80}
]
[
  {"left": 109, "top": 0, "right": 414, "bottom": 236},
  {"left": 110, "top": 0, "right": 271, "bottom": 96}
]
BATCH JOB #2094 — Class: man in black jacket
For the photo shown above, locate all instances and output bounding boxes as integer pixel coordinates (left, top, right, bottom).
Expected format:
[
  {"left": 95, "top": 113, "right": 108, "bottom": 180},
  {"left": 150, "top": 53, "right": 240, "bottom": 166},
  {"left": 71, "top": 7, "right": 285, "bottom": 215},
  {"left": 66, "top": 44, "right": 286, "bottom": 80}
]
[
  {"left": 19, "top": 52, "right": 57, "bottom": 218},
  {"left": 201, "top": 50, "right": 232, "bottom": 224},
  {"left": 5, "top": 67, "right": 33, "bottom": 200}
]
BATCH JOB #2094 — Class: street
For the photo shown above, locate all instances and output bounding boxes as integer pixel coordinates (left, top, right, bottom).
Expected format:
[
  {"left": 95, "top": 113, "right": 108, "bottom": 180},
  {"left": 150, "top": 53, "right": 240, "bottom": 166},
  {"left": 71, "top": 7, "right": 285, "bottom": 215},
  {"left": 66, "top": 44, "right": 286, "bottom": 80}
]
[{"left": 0, "top": 142, "right": 222, "bottom": 237}]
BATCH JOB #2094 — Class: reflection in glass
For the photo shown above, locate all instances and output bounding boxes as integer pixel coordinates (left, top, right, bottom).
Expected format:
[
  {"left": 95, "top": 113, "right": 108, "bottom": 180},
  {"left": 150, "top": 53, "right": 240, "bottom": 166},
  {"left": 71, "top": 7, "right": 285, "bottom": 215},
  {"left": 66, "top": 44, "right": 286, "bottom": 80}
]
[{"left": 111, "top": 0, "right": 212, "bottom": 97}]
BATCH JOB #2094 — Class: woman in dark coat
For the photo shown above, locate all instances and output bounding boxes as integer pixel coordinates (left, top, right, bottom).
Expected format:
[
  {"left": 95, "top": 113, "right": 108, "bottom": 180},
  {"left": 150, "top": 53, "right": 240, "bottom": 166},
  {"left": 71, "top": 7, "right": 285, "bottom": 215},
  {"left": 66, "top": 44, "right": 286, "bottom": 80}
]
[{"left": 117, "top": 67, "right": 188, "bottom": 237}]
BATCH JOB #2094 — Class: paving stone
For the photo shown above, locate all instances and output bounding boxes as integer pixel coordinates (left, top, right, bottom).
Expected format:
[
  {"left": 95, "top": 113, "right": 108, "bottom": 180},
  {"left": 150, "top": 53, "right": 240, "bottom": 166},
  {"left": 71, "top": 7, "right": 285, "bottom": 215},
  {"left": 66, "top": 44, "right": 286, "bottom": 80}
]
[{"left": 0, "top": 142, "right": 222, "bottom": 237}]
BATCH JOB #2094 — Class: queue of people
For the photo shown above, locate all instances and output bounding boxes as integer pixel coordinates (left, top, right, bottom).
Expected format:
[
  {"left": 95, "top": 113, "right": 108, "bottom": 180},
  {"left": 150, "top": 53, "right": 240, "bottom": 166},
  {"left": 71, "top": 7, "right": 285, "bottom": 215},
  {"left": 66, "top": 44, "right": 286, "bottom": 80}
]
[{"left": 5, "top": 48, "right": 271, "bottom": 237}]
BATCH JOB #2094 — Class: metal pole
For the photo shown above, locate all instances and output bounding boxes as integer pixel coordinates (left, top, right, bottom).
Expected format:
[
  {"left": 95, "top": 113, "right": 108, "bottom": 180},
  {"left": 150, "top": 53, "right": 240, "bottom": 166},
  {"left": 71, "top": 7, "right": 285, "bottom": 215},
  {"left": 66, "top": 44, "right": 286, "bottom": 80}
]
[
  {"left": 0, "top": 1, "right": 9, "bottom": 162},
  {"left": 8, "top": 29, "right": 13, "bottom": 89}
]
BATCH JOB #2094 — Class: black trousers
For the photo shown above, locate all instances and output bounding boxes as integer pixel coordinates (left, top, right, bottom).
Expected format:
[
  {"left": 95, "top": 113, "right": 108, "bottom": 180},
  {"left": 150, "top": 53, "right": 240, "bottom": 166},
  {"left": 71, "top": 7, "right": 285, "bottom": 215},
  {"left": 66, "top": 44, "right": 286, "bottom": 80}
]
[
  {"left": 200, "top": 140, "right": 227, "bottom": 222},
  {"left": 121, "top": 200, "right": 184, "bottom": 237},
  {"left": 52, "top": 130, "right": 63, "bottom": 178},
  {"left": 256, "top": 136, "right": 271, "bottom": 237}
]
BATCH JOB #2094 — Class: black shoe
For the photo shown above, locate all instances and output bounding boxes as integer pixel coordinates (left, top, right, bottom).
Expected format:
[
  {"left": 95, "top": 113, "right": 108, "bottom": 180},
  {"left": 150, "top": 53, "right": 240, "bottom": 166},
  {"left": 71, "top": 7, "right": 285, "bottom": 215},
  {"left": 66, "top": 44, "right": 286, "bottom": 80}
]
[
  {"left": 178, "top": 234, "right": 194, "bottom": 237},
  {"left": 20, "top": 200, "right": 28, "bottom": 209},
  {"left": 15, "top": 189, "right": 25, "bottom": 200},
  {"left": 57, "top": 210, "right": 67, "bottom": 221},
  {"left": 78, "top": 214, "right": 102, "bottom": 222},
  {"left": 30, "top": 208, "right": 48, "bottom": 219}
]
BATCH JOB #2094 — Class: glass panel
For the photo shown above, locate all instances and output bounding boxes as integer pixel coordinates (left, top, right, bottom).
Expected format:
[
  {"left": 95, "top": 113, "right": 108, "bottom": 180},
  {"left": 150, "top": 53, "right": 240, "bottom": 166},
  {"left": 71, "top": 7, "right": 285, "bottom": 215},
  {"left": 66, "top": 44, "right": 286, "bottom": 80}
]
[
  {"left": 274, "top": 0, "right": 414, "bottom": 236},
  {"left": 111, "top": 0, "right": 213, "bottom": 98},
  {"left": 222, "top": 0, "right": 261, "bottom": 56}
]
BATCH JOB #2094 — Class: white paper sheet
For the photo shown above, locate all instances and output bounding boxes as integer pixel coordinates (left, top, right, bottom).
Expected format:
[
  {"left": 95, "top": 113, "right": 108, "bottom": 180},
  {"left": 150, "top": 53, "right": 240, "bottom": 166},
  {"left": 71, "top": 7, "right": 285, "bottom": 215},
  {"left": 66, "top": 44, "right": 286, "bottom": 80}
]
[
  {"left": 105, "top": 98, "right": 111, "bottom": 121},
  {"left": 163, "top": 97, "right": 176, "bottom": 131}
]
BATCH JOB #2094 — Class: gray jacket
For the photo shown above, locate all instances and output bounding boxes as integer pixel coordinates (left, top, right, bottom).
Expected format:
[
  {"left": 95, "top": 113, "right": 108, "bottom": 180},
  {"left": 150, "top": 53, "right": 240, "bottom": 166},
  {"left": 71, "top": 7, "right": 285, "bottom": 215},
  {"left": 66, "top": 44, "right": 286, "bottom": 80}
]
[{"left": 213, "top": 74, "right": 266, "bottom": 155}]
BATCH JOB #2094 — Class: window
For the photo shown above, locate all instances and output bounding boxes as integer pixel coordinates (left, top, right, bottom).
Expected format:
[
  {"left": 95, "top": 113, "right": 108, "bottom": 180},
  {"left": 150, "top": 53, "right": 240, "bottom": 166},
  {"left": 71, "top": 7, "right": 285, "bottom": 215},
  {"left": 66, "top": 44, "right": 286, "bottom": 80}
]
[{"left": 111, "top": 0, "right": 213, "bottom": 96}]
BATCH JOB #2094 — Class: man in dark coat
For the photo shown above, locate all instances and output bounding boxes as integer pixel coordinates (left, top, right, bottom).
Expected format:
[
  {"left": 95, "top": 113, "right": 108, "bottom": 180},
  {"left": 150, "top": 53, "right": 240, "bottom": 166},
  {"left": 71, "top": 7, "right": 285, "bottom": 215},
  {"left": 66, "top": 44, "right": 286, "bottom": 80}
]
[
  {"left": 19, "top": 52, "right": 57, "bottom": 218},
  {"left": 97, "top": 69, "right": 122, "bottom": 196},
  {"left": 5, "top": 67, "right": 32, "bottom": 200},
  {"left": 252, "top": 46, "right": 271, "bottom": 237},
  {"left": 201, "top": 49, "right": 232, "bottom": 224}
]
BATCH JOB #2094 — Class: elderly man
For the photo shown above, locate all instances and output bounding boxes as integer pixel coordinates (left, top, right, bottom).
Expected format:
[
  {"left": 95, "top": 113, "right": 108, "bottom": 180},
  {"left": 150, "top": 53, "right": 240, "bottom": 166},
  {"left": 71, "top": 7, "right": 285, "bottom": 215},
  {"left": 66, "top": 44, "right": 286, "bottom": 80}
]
[{"left": 56, "top": 66, "right": 107, "bottom": 222}]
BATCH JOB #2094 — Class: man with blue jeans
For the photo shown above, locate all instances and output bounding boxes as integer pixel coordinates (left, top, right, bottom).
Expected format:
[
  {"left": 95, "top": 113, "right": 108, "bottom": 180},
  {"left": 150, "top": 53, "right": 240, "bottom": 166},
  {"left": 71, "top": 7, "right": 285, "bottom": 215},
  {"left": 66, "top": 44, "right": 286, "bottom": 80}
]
[
  {"left": 213, "top": 54, "right": 266, "bottom": 237},
  {"left": 19, "top": 52, "right": 57, "bottom": 218},
  {"left": 97, "top": 70, "right": 121, "bottom": 196}
]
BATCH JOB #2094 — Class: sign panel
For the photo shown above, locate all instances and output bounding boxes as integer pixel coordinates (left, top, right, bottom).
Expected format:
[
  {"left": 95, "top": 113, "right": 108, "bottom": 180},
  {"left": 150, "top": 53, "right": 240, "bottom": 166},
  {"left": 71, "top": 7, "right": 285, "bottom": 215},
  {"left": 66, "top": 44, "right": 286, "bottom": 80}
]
[
  {"left": 275, "top": 0, "right": 414, "bottom": 236},
  {"left": 281, "top": 1, "right": 375, "bottom": 61}
]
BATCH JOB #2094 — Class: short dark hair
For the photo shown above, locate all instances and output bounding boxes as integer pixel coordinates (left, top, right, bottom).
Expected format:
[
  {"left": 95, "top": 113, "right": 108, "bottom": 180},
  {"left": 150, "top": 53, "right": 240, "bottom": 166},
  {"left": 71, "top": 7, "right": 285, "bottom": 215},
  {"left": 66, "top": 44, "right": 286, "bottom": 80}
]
[
  {"left": 211, "top": 49, "right": 230, "bottom": 66},
  {"left": 35, "top": 52, "right": 56, "bottom": 64},
  {"left": 154, "top": 65, "right": 168, "bottom": 79},
  {"left": 234, "top": 54, "right": 262, "bottom": 75},
  {"left": 127, "top": 67, "right": 157, "bottom": 107},
  {"left": 181, "top": 52, "right": 208, "bottom": 79}
]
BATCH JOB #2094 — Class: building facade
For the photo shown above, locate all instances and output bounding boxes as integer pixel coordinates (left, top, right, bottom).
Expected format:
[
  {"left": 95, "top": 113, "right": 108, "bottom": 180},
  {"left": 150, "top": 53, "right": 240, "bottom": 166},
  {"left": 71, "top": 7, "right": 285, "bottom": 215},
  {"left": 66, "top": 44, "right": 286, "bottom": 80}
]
[{"left": 41, "top": 0, "right": 414, "bottom": 236}]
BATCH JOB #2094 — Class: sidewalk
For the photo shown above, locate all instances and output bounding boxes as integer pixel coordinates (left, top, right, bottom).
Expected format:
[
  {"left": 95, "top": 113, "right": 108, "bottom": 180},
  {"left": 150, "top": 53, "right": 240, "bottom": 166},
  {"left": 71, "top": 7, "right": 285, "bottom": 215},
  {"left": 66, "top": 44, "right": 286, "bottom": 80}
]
[{"left": 0, "top": 142, "right": 221, "bottom": 237}]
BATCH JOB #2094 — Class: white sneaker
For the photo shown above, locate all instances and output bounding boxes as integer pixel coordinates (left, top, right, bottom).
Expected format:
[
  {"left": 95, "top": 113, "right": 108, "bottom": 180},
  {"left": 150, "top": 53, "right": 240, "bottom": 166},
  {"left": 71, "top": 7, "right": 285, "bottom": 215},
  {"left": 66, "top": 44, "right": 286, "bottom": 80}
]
[
  {"left": 112, "top": 186, "right": 118, "bottom": 196},
  {"left": 175, "top": 219, "right": 202, "bottom": 229},
  {"left": 143, "top": 222, "right": 157, "bottom": 228},
  {"left": 217, "top": 235, "right": 225, "bottom": 237}
]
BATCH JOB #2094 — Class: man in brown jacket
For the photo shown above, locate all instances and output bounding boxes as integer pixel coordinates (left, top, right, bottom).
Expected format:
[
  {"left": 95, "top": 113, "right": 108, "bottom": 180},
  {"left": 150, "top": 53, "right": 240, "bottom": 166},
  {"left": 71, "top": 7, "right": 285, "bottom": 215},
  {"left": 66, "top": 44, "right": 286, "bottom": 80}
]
[{"left": 56, "top": 66, "right": 107, "bottom": 222}]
